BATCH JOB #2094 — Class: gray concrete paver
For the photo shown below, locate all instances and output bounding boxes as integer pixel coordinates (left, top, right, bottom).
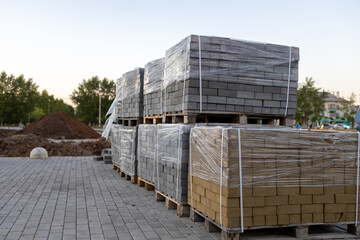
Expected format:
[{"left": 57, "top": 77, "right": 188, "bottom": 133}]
[{"left": 0, "top": 157, "right": 220, "bottom": 240}]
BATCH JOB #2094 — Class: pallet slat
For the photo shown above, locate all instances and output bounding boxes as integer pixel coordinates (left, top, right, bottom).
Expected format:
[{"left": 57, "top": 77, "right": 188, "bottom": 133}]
[
  {"left": 137, "top": 177, "right": 155, "bottom": 191},
  {"left": 155, "top": 190, "right": 190, "bottom": 217}
]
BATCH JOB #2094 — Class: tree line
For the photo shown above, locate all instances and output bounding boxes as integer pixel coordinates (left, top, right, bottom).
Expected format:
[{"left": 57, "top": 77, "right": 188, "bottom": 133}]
[
  {"left": 0, "top": 72, "right": 74, "bottom": 124},
  {"left": 0, "top": 70, "right": 357, "bottom": 127},
  {"left": 70, "top": 76, "right": 115, "bottom": 124},
  {"left": 0, "top": 71, "right": 115, "bottom": 125}
]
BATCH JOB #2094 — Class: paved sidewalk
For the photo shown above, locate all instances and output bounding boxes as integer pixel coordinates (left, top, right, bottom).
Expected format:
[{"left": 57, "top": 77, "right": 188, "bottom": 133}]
[{"left": 0, "top": 157, "right": 221, "bottom": 240}]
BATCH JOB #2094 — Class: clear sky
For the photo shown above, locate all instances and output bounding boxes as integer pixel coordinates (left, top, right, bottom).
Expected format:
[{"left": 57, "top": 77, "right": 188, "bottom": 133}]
[{"left": 0, "top": 0, "right": 359, "bottom": 105}]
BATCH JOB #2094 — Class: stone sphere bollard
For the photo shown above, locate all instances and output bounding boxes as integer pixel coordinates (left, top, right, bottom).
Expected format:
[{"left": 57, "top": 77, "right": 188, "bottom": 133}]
[{"left": 30, "top": 147, "right": 48, "bottom": 159}]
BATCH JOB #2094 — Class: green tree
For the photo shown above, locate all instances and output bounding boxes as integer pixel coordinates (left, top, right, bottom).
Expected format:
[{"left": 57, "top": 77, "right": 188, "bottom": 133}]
[
  {"left": 295, "top": 77, "right": 328, "bottom": 125},
  {"left": 0, "top": 71, "right": 39, "bottom": 124},
  {"left": 36, "top": 90, "right": 74, "bottom": 117},
  {"left": 340, "top": 93, "right": 357, "bottom": 128},
  {"left": 30, "top": 107, "right": 46, "bottom": 122},
  {"left": 70, "top": 76, "right": 115, "bottom": 124}
]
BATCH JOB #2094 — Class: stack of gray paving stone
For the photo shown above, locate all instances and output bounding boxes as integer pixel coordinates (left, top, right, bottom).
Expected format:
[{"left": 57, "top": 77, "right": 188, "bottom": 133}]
[
  {"left": 110, "top": 124, "right": 122, "bottom": 165},
  {"left": 119, "top": 126, "right": 138, "bottom": 176},
  {"left": 143, "top": 58, "right": 165, "bottom": 116},
  {"left": 137, "top": 125, "right": 158, "bottom": 183},
  {"left": 101, "top": 148, "right": 112, "bottom": 164},
  {"left": 162, "top": 35, "right": 299, "bottom": 116},
  {"left": 155, "top": 124, "right": 193, "bottom": 203},
  {"left": 116, "top": 68, "right": 144, "bottom": 119}
]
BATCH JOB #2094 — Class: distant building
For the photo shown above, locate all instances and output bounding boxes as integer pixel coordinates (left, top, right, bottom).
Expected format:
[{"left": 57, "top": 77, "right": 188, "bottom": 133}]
[
  {"left": 321, "top": 91, "right": 359, "bottom": 125},
  {"left": 323, "top": 91, "right": 344, "bottom": 121}
]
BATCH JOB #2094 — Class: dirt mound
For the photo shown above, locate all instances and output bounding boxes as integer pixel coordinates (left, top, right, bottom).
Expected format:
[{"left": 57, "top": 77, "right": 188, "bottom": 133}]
[
  {"left": 0, "top": 129, "right": 17, "bottom": 138},
  {"left": 20, "top": 112, "right": 100, "bottom": 139},
  {"left": 47, "top": 138, "right": 110, "bottom": 156},
  {"left": 0, "top": 134, "right": 110, "bottom": 157},
  {"left": 0, "top": 134, "right": 49, "bottom": 157}
]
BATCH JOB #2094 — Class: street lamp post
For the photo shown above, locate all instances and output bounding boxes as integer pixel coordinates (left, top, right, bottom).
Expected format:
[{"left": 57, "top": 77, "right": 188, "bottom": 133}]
[
  {"left": 48, "top": 99, "right": 50, "bottom": 114},
  {"left": 99, "top": 82, "right": 101, "bottom": 127}
]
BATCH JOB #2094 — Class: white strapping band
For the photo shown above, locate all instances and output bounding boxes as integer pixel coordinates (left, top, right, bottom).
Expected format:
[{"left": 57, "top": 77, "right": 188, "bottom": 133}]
[
  {"left": 176, "top": 126, "right": 181, "bottom": 201},
  {"left": 237, "top": 129, "right": 244, "bottom": 233},
  {"left": 220, "top": 128, "right": 225, "bottom": 227},
  {"left": 284, "top": 46, "right": 292, "bottom": 117},
  {"left": 152, "top": 127, "right": 158, "bottom": 183},
  {"left": 131, "top": 130, "right": 136, "bottom": 175},
  {"left": 162, "top": 59, "right": 167, "bottom": 114},
  {"left": 190, "top": 130, "right": 194, "bottom": 208},
  {"left": 356, "top": 132, "right": 360, "bottom": 226},
  {"left": 199, "top": 35, "right": 203, "bottom": 113},
  {"left": 156, "top": 125, "right": 160, "bottom": 189}
]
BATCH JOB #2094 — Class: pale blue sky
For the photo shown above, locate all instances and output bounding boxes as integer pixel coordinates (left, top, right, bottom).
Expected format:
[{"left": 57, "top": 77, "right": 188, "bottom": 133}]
[{"left": 0, "top": 0, "right": 359, "bottom": 104}]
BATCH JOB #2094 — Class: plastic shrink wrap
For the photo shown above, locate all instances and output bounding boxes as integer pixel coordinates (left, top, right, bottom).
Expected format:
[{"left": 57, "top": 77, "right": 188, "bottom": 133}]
[
  {"left": 116, "top": 68, "right": 144, "bottom": 118},
  {"left": 144, "top": 58, "right": 165, "bottom": 116},
  {"left": 189, "top": 126, "right": 359, "bottom": 229},
  {"left": 119, "top": 126, "right": 138, "bottom": 176},
  {"left": 137, "top": 124, "right": 193, "bottom": 202},
  {"left": 137, "top": 125, "right": 158, "bottom": 183},
  {"left": 163, "top": 35, "right": 299, "bottom": 117},
  {"left": 115, "top": 77, "right": 123, "bottom": 120},
  {"left": 110, "top": 124, "right": 122, "bottom": 166}
]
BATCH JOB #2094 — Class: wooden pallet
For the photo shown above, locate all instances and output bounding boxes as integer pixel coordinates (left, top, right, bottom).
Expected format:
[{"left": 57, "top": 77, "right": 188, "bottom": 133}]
[
  {"left": 155, "top": 190, "right": 190, "bottom": 217},
  {"left": 118, "top": 117, "right": 143, "bottom": 126},
  {"left": 143, "top": 114, "right": 163, "bottom": 124},
  {"left": 143, "top": 111, "right": 294, "bottom": 126},
  {"left": 190, "top": 207, "right": 360, "bottom": 240},
  {"left": 113, "top": 164, "right": 137, "bottom": 184},
  {"left": 119, "top": 170, "right": 137, "bottom": 184},
  {"left": 137, "top": 177, "right": 155, "bottom": 191},
  {"left": 113, "top": 164, "right": 120, "bottom": 172}
]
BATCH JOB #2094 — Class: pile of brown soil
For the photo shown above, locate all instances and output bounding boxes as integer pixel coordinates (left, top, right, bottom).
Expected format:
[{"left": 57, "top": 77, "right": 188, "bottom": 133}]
[
  {"left": 20, "top": 112, "right": 100, "bottom": 139},
  {"left": 0, "top": 113, "right": 110, "bottom": 157},
  {"left": 0, "top": 134, "right": 110, "bottom": 157},
  {"left": 0, "top": 129, "right": 17, "bottom": 138},
  {"left": 0, "top": 134, "right": 49, "bottom": 157}
]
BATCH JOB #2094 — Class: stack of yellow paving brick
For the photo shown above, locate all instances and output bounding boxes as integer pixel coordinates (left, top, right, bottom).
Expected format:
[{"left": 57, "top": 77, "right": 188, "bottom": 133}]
[{"left": 189, "top": 126, "right": 359, "bottom": 230}]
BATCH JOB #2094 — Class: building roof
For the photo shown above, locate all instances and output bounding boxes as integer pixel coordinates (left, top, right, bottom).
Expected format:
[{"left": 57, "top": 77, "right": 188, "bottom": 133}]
[{"left": 325, "top": 93, "right": 343, "bottom": 103}]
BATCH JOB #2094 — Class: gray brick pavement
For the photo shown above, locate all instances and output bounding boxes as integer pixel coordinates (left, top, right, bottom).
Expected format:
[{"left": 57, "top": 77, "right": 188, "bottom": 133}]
[{"left": 0, "top": 157, "right": 221, "bottom": 240}]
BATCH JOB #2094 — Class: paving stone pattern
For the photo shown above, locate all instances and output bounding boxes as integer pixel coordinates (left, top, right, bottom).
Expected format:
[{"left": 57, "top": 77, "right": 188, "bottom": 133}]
[{"left": 0, "top": 157, "right": 220, "bottom": 240}]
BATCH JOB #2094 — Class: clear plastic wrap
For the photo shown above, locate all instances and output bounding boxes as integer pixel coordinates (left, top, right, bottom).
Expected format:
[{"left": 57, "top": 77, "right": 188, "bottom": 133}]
[
  {"left": 137, "top": 125, "right": 158, "bottom": 183},
  {"left": 164, "top": 35, "right": 299, "bottom": 89},
  {"left": 143, "top": 58, "right": 165, "bottom": 115},
  {"left": 115, "top": 68, "right": 144, "bottom": 118},
  {"left": 162, "top": 35, "right": 299, "bottom": 116},
  {"left": 156, "top": 124, "right": 193, "bottom": 202},
  {"left": 189, "top": 126, "right": 359, "bottom": 229},
  {"left": 110, "top": 124, "right": 122, "bottom": 166},
  {"left": 144, "top": 58, "right": 165, "bottom": 95},
  {"left": 121, "top": 68, "right": 144, "bottom": 100},
  {"left": 190, "top": 126, "right": 358, "bottom": 188},
  {"left": 163, "top": 36, "right": 191, "bottom": 88},
  {"left": 115, "top": 77, "right": 123, "bottom": 119},
  {"left": 119, "top": 126, "right": 138, "bottom": 176},
  {"left": 110, "top": 125, "right": 137, "bottom": 176},
  {"left": 116, "top": 77, "right": 123, "bottom": 101},
  {"left": 137, "top": 124, "right": 193, "bottom": 202}
]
